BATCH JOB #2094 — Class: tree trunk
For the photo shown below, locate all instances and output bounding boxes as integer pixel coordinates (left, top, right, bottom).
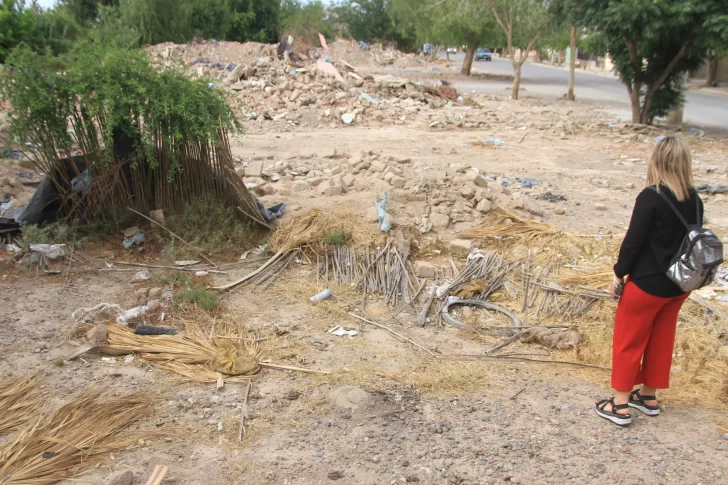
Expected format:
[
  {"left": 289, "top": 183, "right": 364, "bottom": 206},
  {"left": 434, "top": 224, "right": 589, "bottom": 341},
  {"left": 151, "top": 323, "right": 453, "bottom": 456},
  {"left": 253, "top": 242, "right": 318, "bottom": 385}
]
[
  {"left": 628, "top": 86, "right": 641, "bottom": 124},
  {"left": 461, "top": 45, "right": 476, "bottom": 76},
  {"left": 706, "top": 56, "right": 718, "bottom": 87},
  {"left": 511, "top": 63, "right": 522, "bottom": 99},
  {"left": 666, "top": 105, "right": 684, "bottom": 125},
  {"left": 446, "top": 50, "right": 451, "bottom": 61},
  {"left": 567, "top": 25, "right": 576, "bottom": 101}
]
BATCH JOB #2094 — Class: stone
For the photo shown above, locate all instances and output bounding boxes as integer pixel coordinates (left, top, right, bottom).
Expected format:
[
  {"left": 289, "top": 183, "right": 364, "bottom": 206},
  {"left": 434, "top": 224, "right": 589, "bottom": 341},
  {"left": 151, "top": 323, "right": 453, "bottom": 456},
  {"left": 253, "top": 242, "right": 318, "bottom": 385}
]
[
  {"left": 308, "top": 177, "right": 326, "bottom": 187},
  {"left": 322, "top": 185, "right": 343, "bottom": 196},
  {"left": 390, "top": 176, "right": 406, "bottom": 188},
  {"left": 103, "top": 470, "right": 133, "bottom": 485},
  {"left": 353, "top": 161, "right": 370, "bottom": 173},
  {"left": 414, "top": 261, "right": 438, "bottom": 278},
  {"left": 476, "top": 199, "right": 492, "bottom": 214},
  {"left": 383, "top": 166, "right": 403, "bottom": 178},
  {"left": 595, "top": 203, "right": 608, "bottom": 212},
  {"left": 383, "top": 172, "right": 395, "bottom": 183},
  {"left": 289, "top": 90, "right": 301, "bottom": 102},
  {"left": 366, "top": 205, "right": 379, "bottom": 223},
  {"left": 328, "top": 386, "right": 372, "bottom": 410},
  {"left": 341, "top": 174, "right": 355, "bottom": 187},
  {"left": 473, "top": 174, "right": 488, "bottom": 188},
  {"left": 290, "top": 181, "right": 311, "bottom": 193},
  {"left": 450, "top": 239, "right": 472, "bottom": 258},
  {"left": 430, "top": 213, "right": 450, "bottom": 229},
  {"left": 370, "top": 161, "right": 387, "bottom": 173},
  {"left": 347, "top": 157, "right": 363, "bottom": 167},
  {"left": 246, "top": 160, "right": 264, "bottom": 177},
  {"left": 460, "top": 186, "right": 476, "bottom": 199},
  {"left": 331, "top": 165, "right": 343, "bottom": 176}
]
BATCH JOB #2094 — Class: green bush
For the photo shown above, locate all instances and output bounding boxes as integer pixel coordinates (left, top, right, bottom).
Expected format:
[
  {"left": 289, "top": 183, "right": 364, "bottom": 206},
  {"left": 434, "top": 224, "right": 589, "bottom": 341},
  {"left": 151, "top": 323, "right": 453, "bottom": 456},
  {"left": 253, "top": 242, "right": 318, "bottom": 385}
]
[
  {"left": 323, "top": 227, "right": 350, "bottom": 246},
  {"left": 19, "top": 222, "right": 75, "bottom": 247},
  {"left": 164, "top": 271, "right": 220, "bottom": 311},
  {"left": 177, "top": 286, "right": 219, "bottom": 311}
]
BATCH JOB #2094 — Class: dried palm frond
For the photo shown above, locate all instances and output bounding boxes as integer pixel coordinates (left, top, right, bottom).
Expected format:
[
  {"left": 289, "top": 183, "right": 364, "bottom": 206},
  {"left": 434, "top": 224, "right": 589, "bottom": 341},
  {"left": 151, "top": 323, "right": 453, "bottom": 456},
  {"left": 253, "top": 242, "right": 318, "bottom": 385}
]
[
  {"left": 271, "top": 208, "right": 381, "bottom": 252},
  {"left": 0, "top": 391, "right": 157, "bottom": 484},
  {"left": 559, "top": 271, "right": 614, "bottom": 288},
  {"left": 0, "top": 377, "right": 43, "bottom": 435},
  {"left": 461, "top": 210, "right": 560, "bottom": 239}
]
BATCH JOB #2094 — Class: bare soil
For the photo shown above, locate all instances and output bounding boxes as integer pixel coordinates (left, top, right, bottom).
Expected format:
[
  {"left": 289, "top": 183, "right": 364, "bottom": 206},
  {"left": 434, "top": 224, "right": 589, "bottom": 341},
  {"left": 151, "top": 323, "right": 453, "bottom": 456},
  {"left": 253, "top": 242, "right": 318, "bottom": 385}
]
[{"left": 2, "top": 42, "right": 728, "bottom": 485}]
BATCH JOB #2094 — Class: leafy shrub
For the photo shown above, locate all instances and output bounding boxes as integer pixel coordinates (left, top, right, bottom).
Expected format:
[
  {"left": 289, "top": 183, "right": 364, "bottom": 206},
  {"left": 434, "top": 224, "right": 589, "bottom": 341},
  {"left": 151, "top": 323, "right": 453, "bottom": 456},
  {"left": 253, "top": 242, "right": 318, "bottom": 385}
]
[
  {"left": 323, "top": 227, "right": 350, "bottom": 246},
  {"left": 19, "top": 222, "right": 74, "bottom": 247}
]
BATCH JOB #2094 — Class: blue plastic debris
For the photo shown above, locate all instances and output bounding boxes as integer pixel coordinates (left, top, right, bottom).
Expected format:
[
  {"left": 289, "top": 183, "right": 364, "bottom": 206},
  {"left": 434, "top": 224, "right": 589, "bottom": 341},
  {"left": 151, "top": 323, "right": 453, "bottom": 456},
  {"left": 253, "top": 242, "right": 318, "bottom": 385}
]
[
  {"left": 360, "top": 93, "right": 379, "bottom": 105},
  {"left": 517, "top": 178, "right": 541, "bottom": 189},
  {"left": 482, "top": 137, "right": 502, "bottom": 147},
  {"left": 359, "top": 41, "right": 369, "bottom": 51},
  {"left": 207, "top": 82, "right": 216, "bottom": 88},
  {"left": 70, "top": 169, "right": 92, "bottom": 194},
  {"left": 123, "top": 231, "right": 146, "bottom": 250},
  {"left": 289, "top": 69, "right": 297, "bottom": 76},
  {"left": 376, "top": 194, "right": 392, "bottom": 232},
  {"left": 655, "top": 135, "right": 666, "bottom": 142}
]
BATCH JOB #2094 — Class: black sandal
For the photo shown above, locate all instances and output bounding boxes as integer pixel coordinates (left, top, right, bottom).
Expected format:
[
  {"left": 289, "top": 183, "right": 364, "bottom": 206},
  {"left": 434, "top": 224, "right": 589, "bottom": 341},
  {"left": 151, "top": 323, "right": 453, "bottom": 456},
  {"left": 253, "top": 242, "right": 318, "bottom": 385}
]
[
  {"left": 595, "top": 398, "right": 632, "bottom": 426},
  {"left": 629, "top": 389, "right": 660, "bottom": 416}
]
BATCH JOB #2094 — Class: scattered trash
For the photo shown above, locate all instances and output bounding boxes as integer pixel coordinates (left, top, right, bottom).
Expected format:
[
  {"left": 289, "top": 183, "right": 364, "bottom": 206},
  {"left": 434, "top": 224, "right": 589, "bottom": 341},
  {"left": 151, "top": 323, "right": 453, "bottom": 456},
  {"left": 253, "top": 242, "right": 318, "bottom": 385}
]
[
  {"left": 359, "top": 41, "right": 369, "bottom": 50},
  {"left": 116, "top": 306, "right": 149, "bottom": 326},
  {"left": 517, "top": 178, "right": 541, "bottom": 188},
  {"left": 697, "top": 183, "right": 728, "bottom": 195},
  {"left": 124, "top": 355, "right": 135, "bottom": 364},
  {"left": 520, "top": 327, "right": 580, "bottom": 350},
  {"left": 195, "top": 271, "right": 208, "bottom": 277},
  {"left": 123, "top": 231, "right": 146, "bottom": 249},
  {"left": 4, "top": 243, "right": 21, "bottom": 253},
  {"left": 342, "top": 113, "right": 355, "bottom": 124},
  {"left": 535, "top": 192, "right": 567, "bottom": 202},
  {"left": 134, "top": 325, "right": 176, "bottom": 335},
  {"left": 456, "top": 96, "right": 464, "bottom": 103},
  {"left": 360, "top": 93, "right": 379, "bottom": 105},
  {"left": 70, "top": 169, "right": 91, "bottom": 194},
  {"left": 451, "top": 279, "right": 488, "bottom": 299},
  {"left": 28, "top": 244, "right": 66, "bottom": 260},
  {"left": 310, "top": 289, "right": 333, "bottom": 302},
  {"left": 101, "top": 357, "right": 117, "bottom": 364},
  {"left": 376, "top": 194, "right": 392, "bottom": 232},
  {"left": 318, "top": 33, "right": 329, "bottom": 50},
  {"left": 328, "top": 325, "right": 358, "bottom": 337},
  {"left": 256, "top": 200, "right": 286, "bottom": 223},
  {"left": 175, "top": 260, "right": 200, "bottom": 266},
  {"left": 149, "top": 209, "right": 165, "bottom": 225},
  {"left": 73, "top": 303, "right": 125, "bottom": 323},
  {"left": 482, "top": 137, "right": 502, "bottom": 147},
  {"left": 131, "top": 270, "right": 150, "bottom": 283},
  {"left": 316, "top": 59, "right": 344, "bottom": 82},
  {"left": 655, "top": 135, "right": 666, "bottom": 142}
]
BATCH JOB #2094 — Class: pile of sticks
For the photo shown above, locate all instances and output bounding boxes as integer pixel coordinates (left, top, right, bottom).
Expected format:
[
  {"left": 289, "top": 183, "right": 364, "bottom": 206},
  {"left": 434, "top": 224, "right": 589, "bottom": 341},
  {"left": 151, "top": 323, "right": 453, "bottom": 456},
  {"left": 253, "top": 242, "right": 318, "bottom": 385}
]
[
  {"left": 440, "top": 251, "right": 511, "bottom": 299},
  {"left": 318, "top": 243, "right": 418, "bottom": 308}
]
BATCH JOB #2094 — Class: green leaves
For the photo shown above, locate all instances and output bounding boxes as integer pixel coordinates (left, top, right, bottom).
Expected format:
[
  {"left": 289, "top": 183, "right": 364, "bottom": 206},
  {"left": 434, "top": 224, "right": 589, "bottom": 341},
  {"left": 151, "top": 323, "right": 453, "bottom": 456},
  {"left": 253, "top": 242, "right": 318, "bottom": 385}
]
[{"left": 1, "top": 42, "right": 238, "bottom": 174}]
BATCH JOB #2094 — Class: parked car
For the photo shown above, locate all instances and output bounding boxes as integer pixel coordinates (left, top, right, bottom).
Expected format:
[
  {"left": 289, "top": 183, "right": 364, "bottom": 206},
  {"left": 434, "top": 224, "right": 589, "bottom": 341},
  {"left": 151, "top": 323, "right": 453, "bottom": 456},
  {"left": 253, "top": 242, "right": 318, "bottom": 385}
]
[
  {"left": 447, "top": 46, "right": 457, "bottom": 54},
  {"left": 475, "top": 48, "right": 492, "bottom": 61}
]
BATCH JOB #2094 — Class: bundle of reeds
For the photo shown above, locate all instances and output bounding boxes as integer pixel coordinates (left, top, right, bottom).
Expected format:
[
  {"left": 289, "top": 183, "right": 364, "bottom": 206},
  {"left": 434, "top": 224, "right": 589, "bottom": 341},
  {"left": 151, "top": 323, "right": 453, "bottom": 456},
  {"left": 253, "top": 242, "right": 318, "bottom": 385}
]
[
  {"left": 0, "top": 377, "right": 43, "bottom": 435},
  {"left": 462, "top": 210, "right": 560, "bottom": 239},
  {"left": 0, "top": 391, "right": 157, "bottom": 484}
]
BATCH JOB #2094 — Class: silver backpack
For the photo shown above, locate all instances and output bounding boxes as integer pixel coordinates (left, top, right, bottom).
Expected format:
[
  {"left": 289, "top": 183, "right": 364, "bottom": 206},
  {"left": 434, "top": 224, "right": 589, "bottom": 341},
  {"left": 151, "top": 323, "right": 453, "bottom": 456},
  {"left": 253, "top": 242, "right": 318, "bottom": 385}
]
[{"left": 652, "top": 188, "right": 723, "bottom": 292}]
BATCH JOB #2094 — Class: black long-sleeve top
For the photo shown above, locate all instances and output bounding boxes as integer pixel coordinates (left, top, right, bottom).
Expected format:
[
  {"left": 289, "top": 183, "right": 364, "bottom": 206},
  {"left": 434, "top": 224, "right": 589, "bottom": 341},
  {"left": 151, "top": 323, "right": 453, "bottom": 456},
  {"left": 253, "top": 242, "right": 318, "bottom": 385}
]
[{"left": 614, "top": 184, "right": 704, "bottom": 298}]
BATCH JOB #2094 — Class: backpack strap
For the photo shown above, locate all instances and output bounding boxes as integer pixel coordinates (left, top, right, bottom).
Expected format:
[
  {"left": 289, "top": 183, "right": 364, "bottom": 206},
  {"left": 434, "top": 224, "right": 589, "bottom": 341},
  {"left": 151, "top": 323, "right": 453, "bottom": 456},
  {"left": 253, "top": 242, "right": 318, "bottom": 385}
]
[{"left": 649, "top": 186, "right": 690, "bottom": 228}]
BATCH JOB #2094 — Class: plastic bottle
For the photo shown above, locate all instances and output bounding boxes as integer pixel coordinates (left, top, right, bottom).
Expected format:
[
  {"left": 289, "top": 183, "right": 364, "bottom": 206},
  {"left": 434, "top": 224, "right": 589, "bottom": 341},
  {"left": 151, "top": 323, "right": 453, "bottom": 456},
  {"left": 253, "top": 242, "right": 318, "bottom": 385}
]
[{"left": 309, "top": 289, "right": 333, "bottom": 302}]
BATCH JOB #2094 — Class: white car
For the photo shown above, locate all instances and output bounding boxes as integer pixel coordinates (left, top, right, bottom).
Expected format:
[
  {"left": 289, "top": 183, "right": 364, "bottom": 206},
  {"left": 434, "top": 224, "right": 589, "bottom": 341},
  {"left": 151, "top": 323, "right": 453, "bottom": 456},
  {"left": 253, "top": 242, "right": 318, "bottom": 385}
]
[{"left": 447, "top": 46, "right": 457, "bottom": 54}]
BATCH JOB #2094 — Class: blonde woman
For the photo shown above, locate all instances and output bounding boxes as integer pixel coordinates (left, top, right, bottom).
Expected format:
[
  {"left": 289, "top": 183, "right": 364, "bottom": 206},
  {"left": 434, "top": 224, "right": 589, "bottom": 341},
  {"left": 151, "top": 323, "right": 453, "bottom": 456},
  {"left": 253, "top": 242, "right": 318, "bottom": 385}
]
[{"left": 595, "top": 136, "right": 704, "bottom": 426}]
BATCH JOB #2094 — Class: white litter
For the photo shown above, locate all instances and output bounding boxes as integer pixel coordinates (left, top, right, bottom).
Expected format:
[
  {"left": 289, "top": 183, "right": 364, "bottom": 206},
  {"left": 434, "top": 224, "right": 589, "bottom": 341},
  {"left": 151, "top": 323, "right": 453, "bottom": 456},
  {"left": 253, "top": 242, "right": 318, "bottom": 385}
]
[
  {"left": 328, "top": 325, "right": 358, "bottom": 337},
  {"left": 28, "top": 244, "right": 66, "bottom": 259},
  {"left": 195, "top": 271, "right": 209, "bottom": 277},
  {"left": 131, "top": 270, "right": 151, "bottom": 282},
  {"left": 116, "top": 306, "right": 149, "bottom": 326}
]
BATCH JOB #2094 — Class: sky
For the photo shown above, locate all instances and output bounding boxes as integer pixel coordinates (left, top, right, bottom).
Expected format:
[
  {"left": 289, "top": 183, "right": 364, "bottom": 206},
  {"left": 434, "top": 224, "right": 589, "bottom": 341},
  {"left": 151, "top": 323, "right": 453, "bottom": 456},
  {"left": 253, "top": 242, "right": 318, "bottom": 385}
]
[{"left": 36, "top": 0, "right": 57, "bottom": 9}]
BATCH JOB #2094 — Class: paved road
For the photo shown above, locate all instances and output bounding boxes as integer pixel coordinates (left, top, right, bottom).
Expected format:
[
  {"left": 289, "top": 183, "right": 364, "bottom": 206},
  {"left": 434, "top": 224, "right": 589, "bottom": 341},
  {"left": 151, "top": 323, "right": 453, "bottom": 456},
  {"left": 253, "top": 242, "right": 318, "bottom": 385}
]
[{"left": 447, "top": 53, "right": 728, "bottom": 129}]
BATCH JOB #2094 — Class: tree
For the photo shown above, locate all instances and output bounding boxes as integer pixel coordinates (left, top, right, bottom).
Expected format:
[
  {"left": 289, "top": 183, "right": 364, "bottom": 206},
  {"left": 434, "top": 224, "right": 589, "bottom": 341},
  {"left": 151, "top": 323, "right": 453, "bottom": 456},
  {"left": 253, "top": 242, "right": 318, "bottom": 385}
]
[
  {"left": 547, "top": 0, "right": 581, "bottom": 100},
  {"left": 0, "top": 0, "right": 34, "bottom": 63},
  {"left": 487, "top": 0, "right": 549, "bottom": 99},
  {"left": 227, "top": 0, "right": 280, "bottom": 43},
  {"left": 280, "top": 0, "right": 332, "bottom": 46},
  {"left": 704, "top": 15, "right": 728, "bottom": 87},
  {"left": 336, "top": 0, "right": 393, "bottom": 43},
  {"left": 30, "top": 4, "right": 87, "bottom": 56},
  {"left": 60, "top": 0, "right": 119, "bottom": 26},
  {"left": 118, "top": 0, "right": 194, "bottom": 45},
  {"left": 578, "top": 0, "right": 728, "bottom": 124}
]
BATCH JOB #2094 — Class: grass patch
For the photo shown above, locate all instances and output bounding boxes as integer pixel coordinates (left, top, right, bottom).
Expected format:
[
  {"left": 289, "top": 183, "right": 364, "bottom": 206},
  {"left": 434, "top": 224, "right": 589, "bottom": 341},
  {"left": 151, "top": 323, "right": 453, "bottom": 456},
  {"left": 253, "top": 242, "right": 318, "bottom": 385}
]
[
  {"left": 323, "top": 227, "right": 350, "bottom": 246},
  {"left": 162, "top": 270, "right": 220, "bottom": 312},
  {"left": 164, "top": 195, "right": 261, "bottom": 256},
  {"left": 19, "top": 222, "right": 76, "bottom": 247},
  {"left": 177, "top": 287, "right": 219, "bottom": 311}
]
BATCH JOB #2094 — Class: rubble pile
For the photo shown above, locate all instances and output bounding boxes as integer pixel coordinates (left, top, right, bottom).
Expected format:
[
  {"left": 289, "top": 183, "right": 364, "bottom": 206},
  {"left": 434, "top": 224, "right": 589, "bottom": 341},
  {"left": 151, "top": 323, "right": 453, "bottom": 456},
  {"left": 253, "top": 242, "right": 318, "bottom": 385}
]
[{"left": 239, "top": 150, "right": 557, "bottom": 234}]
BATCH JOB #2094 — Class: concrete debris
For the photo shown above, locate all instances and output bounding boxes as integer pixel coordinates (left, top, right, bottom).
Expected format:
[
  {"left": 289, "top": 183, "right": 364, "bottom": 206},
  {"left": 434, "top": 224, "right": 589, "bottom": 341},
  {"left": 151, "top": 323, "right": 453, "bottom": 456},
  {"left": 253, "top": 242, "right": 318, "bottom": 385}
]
[{"left": 414, "top": 261, "right": 438, "bottom": 278}]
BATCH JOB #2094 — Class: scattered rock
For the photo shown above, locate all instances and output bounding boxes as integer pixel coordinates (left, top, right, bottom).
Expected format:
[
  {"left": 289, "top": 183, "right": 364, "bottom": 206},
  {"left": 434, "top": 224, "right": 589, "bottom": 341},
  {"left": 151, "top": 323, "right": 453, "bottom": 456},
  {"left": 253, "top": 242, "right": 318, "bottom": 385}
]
[
  {"left": 475, "top": 199, "right": 492, "bottom": 214},
  {"left": 328, "top": 386, "right": 371, "bottom": 410},
  {"left": 390, "top": 176, "right": 406, "bottom": 188},
  {"left": 595, "top": 203, "right": 608, "bottom": 212},
  {"left": 449, "top": 239, "right": 472, "bottom": 258},
  {"left": 430, "top": 213, "right": 450, "bottom": 229},
  {"left": 328, "top": 470, "right": 344, "bottom": 480},
  {"left": 473, "top": 174, "right": 488, "bottom": 188},
  {"left": 246, "top": 160, "right": 264, "bottom": 177},
  {"left": 86, "top": 324, "right": 108, "bottom": 347},
  {"left": 414, "top": 261, "right": 438, "bottom": 278},
  {"left": 460, "top": 186, "right": 476, "bottom": 199},
  {"left": 291, "top": 181, "right": 311, "bottom": 192},
  {"left": 322, "top": 185, "right": 343, "bottom": 196},
  {"left": 366, "top": 205, "right": 379, "bottom": 222},
  {"left": 103, "top": 470, "right": 133, "bottom": 485}
]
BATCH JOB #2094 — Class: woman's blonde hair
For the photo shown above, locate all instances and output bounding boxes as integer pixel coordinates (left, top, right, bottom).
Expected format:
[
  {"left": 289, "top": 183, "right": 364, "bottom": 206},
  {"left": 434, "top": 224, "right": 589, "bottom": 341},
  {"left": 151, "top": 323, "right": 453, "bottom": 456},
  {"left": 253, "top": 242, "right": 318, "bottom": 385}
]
[{"left": 647, "top": 136, "right": 694, "bottom": 202}]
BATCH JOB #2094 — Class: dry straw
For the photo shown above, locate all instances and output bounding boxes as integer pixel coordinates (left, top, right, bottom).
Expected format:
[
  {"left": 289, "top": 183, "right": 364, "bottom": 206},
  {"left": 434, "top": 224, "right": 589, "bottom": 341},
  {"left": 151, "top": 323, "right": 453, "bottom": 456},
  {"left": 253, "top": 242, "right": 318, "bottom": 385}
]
[
  {"left": 462, "top": 209, "right": 560, "bottom": 239},
  {"left": 0, "top": 377, "right": 43, "bottom": 435},
  {"left": 0, "top": 391, "right": 157, "bottom": 484}
]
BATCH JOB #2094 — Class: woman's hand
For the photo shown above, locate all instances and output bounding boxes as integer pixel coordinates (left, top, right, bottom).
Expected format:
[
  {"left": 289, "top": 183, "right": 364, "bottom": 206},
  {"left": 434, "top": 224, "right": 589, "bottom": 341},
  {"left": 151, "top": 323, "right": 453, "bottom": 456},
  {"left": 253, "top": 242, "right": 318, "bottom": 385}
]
[{"left": 610, "top": 275, "right": 625, "bottom": 299}]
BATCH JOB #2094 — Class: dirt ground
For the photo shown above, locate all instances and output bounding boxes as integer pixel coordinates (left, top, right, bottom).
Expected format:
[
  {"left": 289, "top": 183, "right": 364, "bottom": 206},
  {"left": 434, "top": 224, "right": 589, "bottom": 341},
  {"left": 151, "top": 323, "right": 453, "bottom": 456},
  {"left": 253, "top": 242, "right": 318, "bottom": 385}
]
[{"left": 2, "top": 42, "right": 728, "bottom": 485}]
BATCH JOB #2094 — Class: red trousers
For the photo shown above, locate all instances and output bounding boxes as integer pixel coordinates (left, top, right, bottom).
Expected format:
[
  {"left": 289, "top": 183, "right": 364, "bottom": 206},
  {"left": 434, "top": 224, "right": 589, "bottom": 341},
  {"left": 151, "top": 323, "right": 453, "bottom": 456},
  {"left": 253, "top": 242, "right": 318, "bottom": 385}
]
[{"left": 611, "top": 282, "right": 689, "bottom": 392}]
